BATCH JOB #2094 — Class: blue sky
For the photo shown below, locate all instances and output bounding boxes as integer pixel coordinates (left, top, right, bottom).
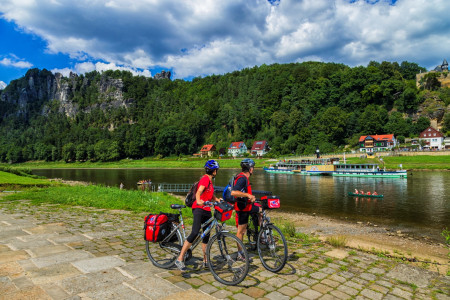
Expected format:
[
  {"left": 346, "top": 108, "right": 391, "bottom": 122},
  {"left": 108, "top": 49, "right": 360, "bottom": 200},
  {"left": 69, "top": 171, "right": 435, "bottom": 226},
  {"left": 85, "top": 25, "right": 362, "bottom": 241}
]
[{"left": 0, "top": 0, "right": 449, "bottom": 88}]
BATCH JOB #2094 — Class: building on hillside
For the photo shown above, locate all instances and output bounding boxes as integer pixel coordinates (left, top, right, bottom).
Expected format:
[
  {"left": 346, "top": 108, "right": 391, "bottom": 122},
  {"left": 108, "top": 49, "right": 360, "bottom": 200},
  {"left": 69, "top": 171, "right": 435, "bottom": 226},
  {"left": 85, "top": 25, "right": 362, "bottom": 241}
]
[
  {"left": 227, "top": 141, "right": 247, "bottom": 157},
  {"left": 444, "top": 137, "right": 450, "bottom": 150},
  {"left": 416, "top": 59, "right": 450, "bottom": 88},
  {"left": 251, "top": 140, "right": 269, "bottom": 156},
  {"left": 359, "top": 134, "right": 396, "bottom": 154},
  {"left": 200, "top": 144, "right": 216, "bottom": 158},
  {"left": 419, "top": 127, "right": 444, "bottom": 150}
]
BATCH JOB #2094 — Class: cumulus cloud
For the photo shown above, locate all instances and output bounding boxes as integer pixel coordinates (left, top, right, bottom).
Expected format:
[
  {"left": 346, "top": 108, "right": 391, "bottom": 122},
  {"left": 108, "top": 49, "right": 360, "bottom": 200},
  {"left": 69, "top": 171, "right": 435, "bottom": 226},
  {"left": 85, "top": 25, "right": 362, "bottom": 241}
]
[
  {"left": 51, "top": 61, "right": 152, "bottom": 77},
  {"left": 0, "top": 56, "right": 33, "bottom": 69},
  {"left": 1, "top": 0, "right": 449, "bottom": 78}
]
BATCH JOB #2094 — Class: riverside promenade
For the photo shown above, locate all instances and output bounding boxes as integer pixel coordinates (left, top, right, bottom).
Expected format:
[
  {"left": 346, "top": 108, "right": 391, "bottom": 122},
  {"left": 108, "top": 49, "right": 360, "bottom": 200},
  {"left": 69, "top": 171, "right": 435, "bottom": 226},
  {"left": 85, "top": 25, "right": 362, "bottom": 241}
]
[{"left": 0, "top": 200, "right": 449, "bottom": 300}]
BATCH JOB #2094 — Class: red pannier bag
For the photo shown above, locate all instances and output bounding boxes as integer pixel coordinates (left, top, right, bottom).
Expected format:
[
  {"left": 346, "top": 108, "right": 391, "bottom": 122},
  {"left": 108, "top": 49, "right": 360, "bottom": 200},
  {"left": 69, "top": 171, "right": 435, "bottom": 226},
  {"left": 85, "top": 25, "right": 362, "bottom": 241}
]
[
  {"left": 261, "top": 196, "right": 280, "bottom": 209},
  {"left": 143, "top": 213, "right": 170, "bottom": 242},
  {"left": 214, "top": 202, "right": 234, "bottom": 222}
]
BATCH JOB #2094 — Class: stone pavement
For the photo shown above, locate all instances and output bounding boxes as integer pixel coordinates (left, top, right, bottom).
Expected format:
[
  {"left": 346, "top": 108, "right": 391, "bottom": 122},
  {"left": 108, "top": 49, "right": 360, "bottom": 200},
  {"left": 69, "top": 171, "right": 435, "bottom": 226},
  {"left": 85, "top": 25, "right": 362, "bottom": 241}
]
[{"left": 0, "top": 200, "right": 449, "bottom": 300}]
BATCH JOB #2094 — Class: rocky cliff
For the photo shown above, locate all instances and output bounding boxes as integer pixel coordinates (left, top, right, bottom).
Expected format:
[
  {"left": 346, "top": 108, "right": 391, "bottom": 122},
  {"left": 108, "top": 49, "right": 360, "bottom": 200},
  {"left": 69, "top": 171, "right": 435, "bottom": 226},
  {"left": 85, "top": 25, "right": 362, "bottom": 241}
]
[{"left": 0, "top": 69, "right": 132, "bottom": 119}]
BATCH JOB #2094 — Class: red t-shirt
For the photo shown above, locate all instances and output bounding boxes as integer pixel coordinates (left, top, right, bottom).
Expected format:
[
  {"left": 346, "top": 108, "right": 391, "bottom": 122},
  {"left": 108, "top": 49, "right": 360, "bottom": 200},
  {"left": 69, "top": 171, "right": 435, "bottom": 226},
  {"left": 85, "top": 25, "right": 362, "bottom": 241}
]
[{"left": 192, "top": 175, "right": 214, "bottom": 211}]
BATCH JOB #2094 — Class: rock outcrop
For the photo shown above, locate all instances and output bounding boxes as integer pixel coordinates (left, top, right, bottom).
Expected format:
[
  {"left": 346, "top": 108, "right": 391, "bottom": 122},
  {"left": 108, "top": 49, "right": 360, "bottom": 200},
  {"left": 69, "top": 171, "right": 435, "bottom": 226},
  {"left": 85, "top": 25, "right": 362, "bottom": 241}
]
[{"left": 153, "top": 70, "right": 171, "bottom": 80}]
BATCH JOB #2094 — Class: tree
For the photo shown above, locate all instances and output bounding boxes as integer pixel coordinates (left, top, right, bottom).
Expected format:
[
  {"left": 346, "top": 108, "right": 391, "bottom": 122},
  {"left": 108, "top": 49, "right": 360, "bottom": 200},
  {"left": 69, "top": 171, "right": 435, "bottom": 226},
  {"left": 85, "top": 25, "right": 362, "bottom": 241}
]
[
  {"left": 358, "top": 105, "right": 388, "bottom": 135},
  {"left": 62, "top": 143, "right": 76, "bottom": 162},
  {"left": 413, "top": 117, "right": 430, "bottom": 135},
  {"left": 420, "top": 73, "right": 441, "bottom": 91}
]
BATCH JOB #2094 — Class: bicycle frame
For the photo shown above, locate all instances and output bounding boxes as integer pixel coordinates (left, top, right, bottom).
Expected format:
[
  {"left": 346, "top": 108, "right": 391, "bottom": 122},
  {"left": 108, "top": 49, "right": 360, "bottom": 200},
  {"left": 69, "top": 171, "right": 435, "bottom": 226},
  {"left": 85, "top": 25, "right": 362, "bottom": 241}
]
[{"left": 159, "top": 207, "right": 226, "bottom": 254}]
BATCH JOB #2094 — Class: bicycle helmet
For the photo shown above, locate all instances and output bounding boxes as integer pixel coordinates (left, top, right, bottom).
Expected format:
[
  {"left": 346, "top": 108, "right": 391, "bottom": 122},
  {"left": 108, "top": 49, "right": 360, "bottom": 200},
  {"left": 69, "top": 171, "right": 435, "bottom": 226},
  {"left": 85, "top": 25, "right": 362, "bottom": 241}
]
[
  {"left": 204, "top": 160, "right": 220, "bottom": 172},
  {"left": 240, "top": 158, "right": 255, "bottom": 172}
]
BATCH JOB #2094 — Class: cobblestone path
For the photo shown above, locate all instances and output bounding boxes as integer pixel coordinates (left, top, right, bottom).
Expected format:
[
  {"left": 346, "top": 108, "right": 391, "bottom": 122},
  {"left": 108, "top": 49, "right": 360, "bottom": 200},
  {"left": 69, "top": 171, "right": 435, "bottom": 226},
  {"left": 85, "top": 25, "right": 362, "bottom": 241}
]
[{"left": 1, "top": 200, "right": 449, "bottom": 299}]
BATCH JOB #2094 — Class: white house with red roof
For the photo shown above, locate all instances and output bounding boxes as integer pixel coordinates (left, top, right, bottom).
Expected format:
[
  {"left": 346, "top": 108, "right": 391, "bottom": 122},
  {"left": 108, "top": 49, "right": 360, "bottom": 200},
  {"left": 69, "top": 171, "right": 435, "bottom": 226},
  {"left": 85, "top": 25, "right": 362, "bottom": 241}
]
[
  {"left": 251, "top": 140, "right": 269, "bottom": 156},
  {"left": 227, "top": 141, "right": 247, "bottom": 157},
  {"left": 359, "top": 134, "right": 396, "bottom": 153},
  {"left": 419, "top": 127, "right": 444, "bottom": 150}
]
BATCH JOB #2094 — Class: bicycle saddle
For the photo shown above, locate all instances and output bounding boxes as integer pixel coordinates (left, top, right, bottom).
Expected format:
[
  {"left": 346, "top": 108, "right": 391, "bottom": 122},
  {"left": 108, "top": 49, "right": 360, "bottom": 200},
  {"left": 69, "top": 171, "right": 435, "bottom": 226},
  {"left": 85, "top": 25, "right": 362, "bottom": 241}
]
[{"left": 171, "top": 204, "right": 186, "bottom": 209}]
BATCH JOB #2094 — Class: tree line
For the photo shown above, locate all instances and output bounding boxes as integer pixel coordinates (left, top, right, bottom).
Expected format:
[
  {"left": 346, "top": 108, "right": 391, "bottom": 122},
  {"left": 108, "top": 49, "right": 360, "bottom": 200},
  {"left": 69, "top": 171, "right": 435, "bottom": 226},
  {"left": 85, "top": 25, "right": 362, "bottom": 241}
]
[{"left": 0, "top": 61, "right": 449, "bottom": 163}]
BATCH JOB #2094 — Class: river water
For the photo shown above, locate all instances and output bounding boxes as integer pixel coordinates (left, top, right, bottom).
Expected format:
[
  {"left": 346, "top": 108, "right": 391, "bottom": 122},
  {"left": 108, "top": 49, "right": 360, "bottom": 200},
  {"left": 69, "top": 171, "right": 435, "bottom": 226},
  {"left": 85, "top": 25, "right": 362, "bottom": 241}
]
[{"left": 32, "top": 168, "right": 450, "bottom": 232}]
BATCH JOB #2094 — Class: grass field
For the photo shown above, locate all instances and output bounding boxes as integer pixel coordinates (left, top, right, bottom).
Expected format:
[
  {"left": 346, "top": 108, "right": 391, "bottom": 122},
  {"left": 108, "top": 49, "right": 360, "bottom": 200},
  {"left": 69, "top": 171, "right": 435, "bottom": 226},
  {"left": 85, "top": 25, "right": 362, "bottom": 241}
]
[{"left": 0, "top": 171, "right": 52, "bottom": 188}]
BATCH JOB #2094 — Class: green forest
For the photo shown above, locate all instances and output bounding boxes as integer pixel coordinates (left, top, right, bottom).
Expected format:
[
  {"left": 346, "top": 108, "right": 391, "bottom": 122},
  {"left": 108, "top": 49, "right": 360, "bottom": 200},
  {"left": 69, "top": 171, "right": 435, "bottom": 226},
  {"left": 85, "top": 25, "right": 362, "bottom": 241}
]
[{"left": 1, "top": 61, "right": 450, "bottom": 163}]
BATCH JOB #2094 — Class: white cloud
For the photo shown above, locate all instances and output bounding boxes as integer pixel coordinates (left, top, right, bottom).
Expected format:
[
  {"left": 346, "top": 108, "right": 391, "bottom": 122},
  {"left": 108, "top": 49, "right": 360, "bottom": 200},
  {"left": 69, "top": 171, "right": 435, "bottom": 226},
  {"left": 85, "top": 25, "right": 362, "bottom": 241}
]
[
  {"left": 51, "top": 61, "right": 152, "bottom": 78},
  {"left": 0, "top": 81, "right": 7, "bottom": 90},
  {"left": 1, "top": 0, "right": 449, "bottom": 78},
  {"left": 0, "top": 57, "right": 33, "bottom": 69}
]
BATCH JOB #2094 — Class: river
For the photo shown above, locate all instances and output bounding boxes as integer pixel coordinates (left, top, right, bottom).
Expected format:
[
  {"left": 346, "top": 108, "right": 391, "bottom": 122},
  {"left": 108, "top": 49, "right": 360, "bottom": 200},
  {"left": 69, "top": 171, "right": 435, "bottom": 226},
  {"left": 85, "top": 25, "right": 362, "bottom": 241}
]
[{"left": 32, "top": 168, "right": 450, "bottom": 232}]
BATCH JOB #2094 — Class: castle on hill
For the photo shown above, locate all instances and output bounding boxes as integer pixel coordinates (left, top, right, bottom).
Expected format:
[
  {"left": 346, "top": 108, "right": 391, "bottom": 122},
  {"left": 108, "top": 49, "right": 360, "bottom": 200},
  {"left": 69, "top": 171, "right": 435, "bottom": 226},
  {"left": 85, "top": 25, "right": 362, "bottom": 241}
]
[{"left": 416, "top": 59, "right": 450, "bottom": 88}]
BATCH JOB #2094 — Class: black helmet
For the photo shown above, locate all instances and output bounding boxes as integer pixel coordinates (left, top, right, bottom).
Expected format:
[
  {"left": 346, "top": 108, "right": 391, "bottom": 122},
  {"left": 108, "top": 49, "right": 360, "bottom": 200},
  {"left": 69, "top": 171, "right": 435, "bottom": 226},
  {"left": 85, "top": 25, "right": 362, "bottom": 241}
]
[{"left": 240, "top": 158, "right": 255, "bottom": 171}]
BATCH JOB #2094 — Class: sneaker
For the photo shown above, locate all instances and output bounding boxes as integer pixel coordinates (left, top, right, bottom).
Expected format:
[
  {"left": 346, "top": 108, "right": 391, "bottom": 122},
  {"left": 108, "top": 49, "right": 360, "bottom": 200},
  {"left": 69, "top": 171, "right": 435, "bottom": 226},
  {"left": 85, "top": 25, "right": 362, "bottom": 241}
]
[
  {"left": 201, "top": 261, "right": 209, "bottom": 269},
  {"left": 237, "top": 252, "right": 253, "bottom": 263},
  {"left": 175, "top": 260, "right": 187, "bottom": 271}
]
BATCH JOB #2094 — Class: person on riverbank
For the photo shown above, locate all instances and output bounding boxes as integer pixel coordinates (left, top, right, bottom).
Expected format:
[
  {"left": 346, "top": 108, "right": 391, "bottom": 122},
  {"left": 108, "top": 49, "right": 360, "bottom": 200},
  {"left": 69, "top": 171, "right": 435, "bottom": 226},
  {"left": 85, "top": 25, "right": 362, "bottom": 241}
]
[
  {"left": 231, "top": 158, "right": 262, "bottom": 261},
  {"left": 175, "top": 160, "right": 221, "bottom": 271}
]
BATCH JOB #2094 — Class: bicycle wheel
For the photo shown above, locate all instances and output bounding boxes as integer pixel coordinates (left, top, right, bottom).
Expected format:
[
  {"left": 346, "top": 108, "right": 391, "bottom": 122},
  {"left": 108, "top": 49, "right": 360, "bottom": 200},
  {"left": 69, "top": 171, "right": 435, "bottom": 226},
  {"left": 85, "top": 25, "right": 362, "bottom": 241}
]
[
  {"left": 257, "top": 224, "right": 287, "bottom": 272},
  {"left": 145, "top": 224, "right": 182, "bottom": 269},
  {"left": 246, "top": 214, "right": 259, "bottom": 251},
  {"left": 206, "top": 232, "right": 249, "bottom": 285}
]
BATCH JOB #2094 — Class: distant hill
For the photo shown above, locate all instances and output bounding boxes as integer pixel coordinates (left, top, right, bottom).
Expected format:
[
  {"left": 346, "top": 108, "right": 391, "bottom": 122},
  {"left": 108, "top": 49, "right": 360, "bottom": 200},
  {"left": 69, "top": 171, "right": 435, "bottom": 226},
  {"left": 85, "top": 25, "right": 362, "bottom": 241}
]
[{"left": 0, "top": 61, "right": 449, "bottom": 163}]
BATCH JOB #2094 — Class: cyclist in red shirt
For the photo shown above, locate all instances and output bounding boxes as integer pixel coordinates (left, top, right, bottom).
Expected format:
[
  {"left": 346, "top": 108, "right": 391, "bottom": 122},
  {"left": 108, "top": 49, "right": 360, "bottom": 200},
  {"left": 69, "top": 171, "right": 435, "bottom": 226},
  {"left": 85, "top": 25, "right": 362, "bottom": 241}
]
[
  {"left": 231, "top": 158, "right": 262, "bottom": 260},
  {"left": 176, "top": 160, "right": 220, "bottom": 271}
]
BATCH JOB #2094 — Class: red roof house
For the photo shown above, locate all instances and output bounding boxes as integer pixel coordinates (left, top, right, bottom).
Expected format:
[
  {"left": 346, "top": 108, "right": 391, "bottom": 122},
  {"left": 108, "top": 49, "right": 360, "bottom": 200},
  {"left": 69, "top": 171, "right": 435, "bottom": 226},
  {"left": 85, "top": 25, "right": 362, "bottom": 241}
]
[
  {"left": 419, "top": 127, "right": 444, "bottom": 150},
  {"left": 200, "top": 144, "right": 216, "bottom": 157},
  {"left": 227, "top": 141, "right": 247, "bottom": 157},
  {"left": 251, "top": 140, "right": 269, "bottom": 156},
  {"left": 359, "top": 134, "right": 396, "bottom": 153}
]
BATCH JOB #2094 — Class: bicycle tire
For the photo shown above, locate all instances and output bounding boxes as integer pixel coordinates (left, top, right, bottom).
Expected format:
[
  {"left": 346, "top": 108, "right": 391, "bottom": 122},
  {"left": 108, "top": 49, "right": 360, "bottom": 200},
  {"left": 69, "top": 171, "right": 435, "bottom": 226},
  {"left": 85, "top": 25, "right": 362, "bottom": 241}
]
[
  {"left": 246, "top": 213, "right": 258, "bottom": 251},
  {"left": 145, "top": 224, "right": 182, "bottom": 269},
  {"left": 206, "top": 232, "right": 249, "bottom": 285},
  {"left": 257, "top": 224, "right": 288, "bottom": 272}
]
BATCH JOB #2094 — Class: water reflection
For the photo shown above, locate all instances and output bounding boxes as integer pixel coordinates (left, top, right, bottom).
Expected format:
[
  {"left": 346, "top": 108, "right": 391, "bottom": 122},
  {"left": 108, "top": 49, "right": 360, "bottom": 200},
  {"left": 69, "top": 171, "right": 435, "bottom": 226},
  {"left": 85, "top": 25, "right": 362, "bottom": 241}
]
[{"left": 32, "top": 168, "right": 450, "bottom": 230}]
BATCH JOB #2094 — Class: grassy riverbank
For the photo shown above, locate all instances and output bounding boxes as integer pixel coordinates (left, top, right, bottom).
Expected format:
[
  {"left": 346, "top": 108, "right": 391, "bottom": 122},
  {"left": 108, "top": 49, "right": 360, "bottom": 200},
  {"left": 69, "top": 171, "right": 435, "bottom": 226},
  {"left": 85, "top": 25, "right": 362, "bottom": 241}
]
[{"left": 2, "top": 154, "right": 450, "bottom": 170}]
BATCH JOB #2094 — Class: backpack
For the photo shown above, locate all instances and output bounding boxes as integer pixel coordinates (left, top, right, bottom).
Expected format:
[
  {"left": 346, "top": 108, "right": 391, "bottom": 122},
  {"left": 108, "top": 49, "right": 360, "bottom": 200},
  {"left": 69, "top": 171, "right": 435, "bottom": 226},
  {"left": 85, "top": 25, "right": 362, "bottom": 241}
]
[
  {"left": 222, "top": 174, "right": 247, "bottom": 204},
  {"left": 185, "top": 177, "right": 211, "bottom": 207},
  {"left": 143, "top": 213, "right": 170, "bottom": 242}
]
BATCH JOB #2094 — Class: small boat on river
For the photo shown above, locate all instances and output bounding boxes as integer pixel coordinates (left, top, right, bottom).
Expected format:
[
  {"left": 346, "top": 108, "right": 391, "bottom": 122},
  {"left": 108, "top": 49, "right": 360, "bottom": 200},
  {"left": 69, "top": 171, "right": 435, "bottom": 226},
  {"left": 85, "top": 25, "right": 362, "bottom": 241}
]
[
  {"left": 137, "top": 180, "right": 152, "bottom": 185},
  {"left": 348, "top": 192, "right": 384, "bottom": 198}
]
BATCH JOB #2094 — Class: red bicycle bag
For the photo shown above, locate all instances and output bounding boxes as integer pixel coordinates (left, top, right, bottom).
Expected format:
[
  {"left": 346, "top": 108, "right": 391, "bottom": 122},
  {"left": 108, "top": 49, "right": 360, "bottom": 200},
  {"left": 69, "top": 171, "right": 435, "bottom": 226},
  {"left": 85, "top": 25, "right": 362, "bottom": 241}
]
[{"left": 143, "top": 214, "right": 170, "bottom": 242}]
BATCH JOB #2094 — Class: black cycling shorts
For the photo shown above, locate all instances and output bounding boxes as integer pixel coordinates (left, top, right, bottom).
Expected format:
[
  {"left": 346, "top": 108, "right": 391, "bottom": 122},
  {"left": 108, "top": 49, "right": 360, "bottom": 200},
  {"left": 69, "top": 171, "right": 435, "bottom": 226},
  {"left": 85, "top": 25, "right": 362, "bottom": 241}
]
[
  {"left": 186, "top": 208, "right": 212, "bottom": 244},
  {"left": 236, "top": 203, "right": 260, "bottom": 226}
]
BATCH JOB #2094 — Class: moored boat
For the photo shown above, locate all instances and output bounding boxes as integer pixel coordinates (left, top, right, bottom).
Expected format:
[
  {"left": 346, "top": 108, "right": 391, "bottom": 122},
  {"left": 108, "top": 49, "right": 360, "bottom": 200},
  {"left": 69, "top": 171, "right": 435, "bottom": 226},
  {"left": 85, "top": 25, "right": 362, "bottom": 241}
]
[{"left": 348, "top": 192, "right": 384, "bottom": 198}]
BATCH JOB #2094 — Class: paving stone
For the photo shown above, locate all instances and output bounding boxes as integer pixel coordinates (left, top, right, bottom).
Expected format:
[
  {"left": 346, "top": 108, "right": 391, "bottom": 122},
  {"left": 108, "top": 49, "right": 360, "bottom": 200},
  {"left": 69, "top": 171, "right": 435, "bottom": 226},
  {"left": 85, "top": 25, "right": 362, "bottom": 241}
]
[
  {"left": 298, "top": 277, "right": 319, "bottom": 285},
  {"left": 48, "top": 234, "right": 90, "bottom": 244},
  {"left": 6, "top": 238, "right": 53, "bottom": 250},
  {"left": 185, "top": 277, "right": 205, "bottom": 286},
  {"left": 321, "top": 278, "right": 340, "bottom": 288},
  {"left": 337, "top": 284, "right": 358, "bottom": 296},
  {"left": 289, "top": 280, "right": 309, "bottom": 291},
  {"left": 0, "top": 276, "right": 18, "bottom": 296},
  {"left": 279, "top": 286, "right": 300, "bottom": 297},
  {"left": 198, "top": 283, "right": 218, "bottom": 294},
  {"left": 266, "top": 276, "right": 290, "bottom": 287},
  {"left": 210, "top": 289, "right": 233, "bottom": 299},
  {"left": 0, "top": 250, "right": 30, "bottom": 264},
  {"left": 12, "top": 276, "right": 34, "bottom": 289},
  {"left": 243, "top": 286, "right": 266, "bottom": 298},
  {"left": 30, "top": 250, "right": 94, "bottom": 268},
  {"left": 71, "top": 255, "right": 125, "bottom": 273},
  {"left": 370, "top": 284, "right": 389, "bottom": 294},
  {"left": 0, "top": 285, "right": 51, "bottom": 300},
  {"left": 310, "top": 271, "right": 328, "bottom": 280},
  {"left": 161, "top": 289, "right": 216, "bottom": 300},
  {"left": 368, "top": 267, "right": 385, "bottom": 275},
  {"left": 360, "top": 288, "right": 383, "bottom": 300},
  {"left": 26, "top": 223, "right": 66, "bottom": 234},
  {"left": 312, "top": 283, "right": 333, "bottom": 294},
  {"left": 344, "top": 280, "right": 363, "bottom": 290},
  {"left": 386, "top": 264, "right": 438, "bottom": 288},
  {"left": 232, "top": 293, "right": 254, "bottom": 300},
  {"left": 28, "top": 244, "right": 71, "bottom": 257},
  {"left": 265, "top": 291, "right": 291, "bottom": 300},
  {"left": 40, "top": 283, "right": 71, "bottom": 299},
  {"left": 81, "top": 283, "right": 148, "bottom": 300},
  {"left": 298, "top": 289, "right": 323, "bottom": 300},
  {"left": 329, "top": 274, "right": 346, "bottom": 283},
  {"left": 317, "top": 294, "right": 336, "bottom": 300},
  {"left": 330, "top": 290, "right": 351, "bottom": 299},
  {"left": 391, "top": 287, "right": 413, "bottom": 299},
  {"left": 383, "top": 295, "right": 404, "bottom": 300},
  {"left": 324, "top": 249, "right": 348, "bottom": 259},
  {"left": 360, "top": 272, "right": 377, "bottom": 281},
  {"left": 60, "top": 268, "right": 129, "bottom": 294},
  {"left": 0, "top": 261, "right": 23, "bottom": 277}
]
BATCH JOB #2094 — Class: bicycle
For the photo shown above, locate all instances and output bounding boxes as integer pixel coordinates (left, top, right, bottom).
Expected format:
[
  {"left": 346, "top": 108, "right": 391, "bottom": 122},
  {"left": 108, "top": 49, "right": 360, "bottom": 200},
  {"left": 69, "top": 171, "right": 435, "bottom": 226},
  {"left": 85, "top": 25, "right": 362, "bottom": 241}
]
[
  {"left": 145, "top": 202, "right": 250, "bottom": 286},
  {"left": 246, "top": 197, "right": 288, "bottom": 273}
]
